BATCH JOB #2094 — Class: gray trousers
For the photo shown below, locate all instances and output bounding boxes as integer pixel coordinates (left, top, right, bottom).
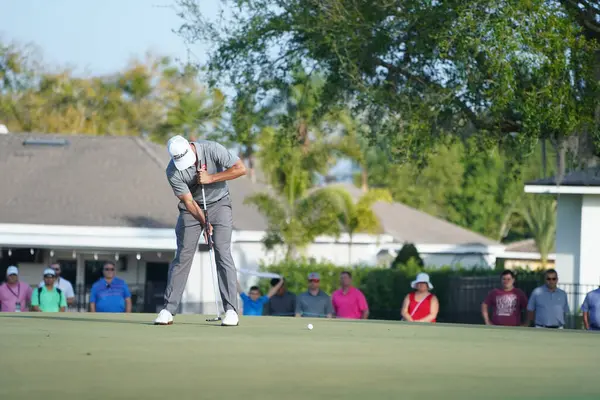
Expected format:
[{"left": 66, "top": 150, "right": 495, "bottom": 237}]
[{"left": 163, "top": 195, "right": 238, "bottom": 315}]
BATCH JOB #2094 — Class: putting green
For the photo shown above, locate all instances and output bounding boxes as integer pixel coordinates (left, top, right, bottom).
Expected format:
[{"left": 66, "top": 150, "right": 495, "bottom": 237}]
[{"left": 0, "top": 313, "right": 598, "bottom": 400}]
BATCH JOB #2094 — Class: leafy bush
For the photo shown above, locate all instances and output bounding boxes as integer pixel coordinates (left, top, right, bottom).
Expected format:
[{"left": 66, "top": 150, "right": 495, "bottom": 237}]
[
  {"left": 257, "top": 258, "right": 371, "bottom": 296},
  {"left": 259, "top": 260, "right": 547, "bottom": 322},
  {"left": 391, "top": 243, "right": 423, "bottom": 270}
]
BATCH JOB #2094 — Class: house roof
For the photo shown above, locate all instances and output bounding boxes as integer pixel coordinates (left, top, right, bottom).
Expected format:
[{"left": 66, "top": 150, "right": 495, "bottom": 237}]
[
  {"left": 0, "top": 133, "right": 269, "bottom": 231},
  {"left": 319, "top": 183, "right": 500, "bottom": 246},
  {"left": 0, "top": 132, "right": 500, "bottom": 247},
  {"left": 526, "top": 167, "right": 600, "bottom": 187},
  {"left": 504, "top": 238, "right": 555, "bottom": 254}
]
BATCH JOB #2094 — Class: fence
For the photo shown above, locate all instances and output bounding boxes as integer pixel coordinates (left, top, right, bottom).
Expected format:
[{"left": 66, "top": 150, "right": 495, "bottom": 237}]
[
  {"left": 441, "top": 276, "right": 598, "bottom": 329},
  {"left": 57, "top": 278, "right": 599, "bottom": 330}
]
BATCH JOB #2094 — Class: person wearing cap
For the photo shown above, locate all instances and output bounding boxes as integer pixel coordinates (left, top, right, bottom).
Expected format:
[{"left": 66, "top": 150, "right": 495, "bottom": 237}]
[
  {"left": 31, "top": 268, "right": 67, "bottom": 312},
  {"left": 295, "top": 272, "right": 333, "bottom": 318},
  {"left": 400, "top": 272, "right": 439, "bottom": 323},
  {"left": 0, "top": 266, "right": 33, "bottom": 312},
  {"left": 155, "top": 135, "right": 247, "bottom": 327},
  {"left": 38, "top": 262, "right": 75, "bottom": 308}
]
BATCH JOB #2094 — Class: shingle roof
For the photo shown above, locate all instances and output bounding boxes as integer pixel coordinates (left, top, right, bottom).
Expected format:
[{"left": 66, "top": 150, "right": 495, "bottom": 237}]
[
  {"left": 0, "top": 133, "right": 500, "bottom": 246},
  {"left": 319, "top": 183, "right": 500, "bottom": 246},
  {"left": 504, "top": 239, "right": 554, "bottom": 253},
  {"left": 0, "top": 133, "right": 269, "bottom": 230},
  {"left": 526, "top": 167, "right": 600, "bottom": 187}
]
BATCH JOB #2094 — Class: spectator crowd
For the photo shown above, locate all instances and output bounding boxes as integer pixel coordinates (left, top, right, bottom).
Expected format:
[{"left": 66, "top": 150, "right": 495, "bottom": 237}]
[
  {"left": 0, "top": 262, "right": 132, "bottom": 313},
  {"left": 2, "top": 262, "right": 600, "bottom": 332}
]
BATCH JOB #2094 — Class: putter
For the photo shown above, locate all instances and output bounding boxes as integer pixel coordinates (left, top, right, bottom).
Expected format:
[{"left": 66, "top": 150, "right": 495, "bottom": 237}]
[{"left": 201, "top": 183, "right": 222, "bottom": 322}]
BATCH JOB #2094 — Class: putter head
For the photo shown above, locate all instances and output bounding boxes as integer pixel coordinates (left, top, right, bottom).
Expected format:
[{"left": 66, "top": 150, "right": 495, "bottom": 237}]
[{"left": 206, "top": 317, "right": 221, "bottom": 322}]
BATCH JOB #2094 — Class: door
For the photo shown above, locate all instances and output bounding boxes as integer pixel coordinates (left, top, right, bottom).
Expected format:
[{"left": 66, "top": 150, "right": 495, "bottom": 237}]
[{"left": 145, "top": 262, "right": 170, "bottom": 312}]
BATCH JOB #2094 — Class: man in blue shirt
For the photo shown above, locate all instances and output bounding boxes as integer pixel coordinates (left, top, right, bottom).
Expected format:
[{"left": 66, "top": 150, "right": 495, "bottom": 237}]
[
  {"left": 89, "top": 262, "right": 132, "bottom": 313},
  {"left": 237, "top": 278, "right": 285, "bottom": 316},
  {"left": 527, "top": 269, "right": 569, "bottom": 328},
  {"left": 581, "top": 287, "right": 600, "bottom": 331}
]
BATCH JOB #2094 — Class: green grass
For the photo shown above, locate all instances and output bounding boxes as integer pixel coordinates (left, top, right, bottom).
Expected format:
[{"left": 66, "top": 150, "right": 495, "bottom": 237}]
[{"left": 0, "top": 313, "right": 598, "bottom": 400}]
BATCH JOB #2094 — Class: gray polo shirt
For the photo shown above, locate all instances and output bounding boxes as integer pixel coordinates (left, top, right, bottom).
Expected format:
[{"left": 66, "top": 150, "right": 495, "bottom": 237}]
[
  {"left": 527, "top": 285, "right": 569, "bottom": 327},
  {"left": 296, "top": 290, "right": 333, "bottom": 318},
  {"left": 166, "top": 140, "right": 239, "bottom": 205}
]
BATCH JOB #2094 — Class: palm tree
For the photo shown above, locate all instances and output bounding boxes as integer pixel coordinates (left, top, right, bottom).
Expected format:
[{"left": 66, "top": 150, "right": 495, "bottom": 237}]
[
  {"left": 325, "top": 109, "right": 374, "bottom": 192},
  {"left": 222, "top": 90, "right": 269, "bottom": 182},
  {"left": 154, "top": 64, "right": 225, "bottom": 142},
  {"left": 244, "top": 185, "right": 348, "bottom": 259},
  {"left": 320, "top": 186, "right": 393, "bottom": 262},
  {"left": 517, "top": 195, "right": 556, "bottom": 268}
]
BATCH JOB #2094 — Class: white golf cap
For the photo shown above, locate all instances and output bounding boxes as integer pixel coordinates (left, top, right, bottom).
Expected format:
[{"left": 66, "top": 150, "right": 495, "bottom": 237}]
[
  {"left": 167, "top": 135, "right": 196, "bottom": 170},
  {"left": 43, "top": 268, "right": 56, "bottom": 277},
  {"left": 6, "top": 266, "right": 18, "bottom": 276}
]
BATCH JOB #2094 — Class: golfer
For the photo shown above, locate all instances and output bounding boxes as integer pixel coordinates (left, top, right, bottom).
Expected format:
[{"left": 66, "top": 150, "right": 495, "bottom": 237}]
[{"left": 154, "top": 135, "right": 246, "bottom": 326}]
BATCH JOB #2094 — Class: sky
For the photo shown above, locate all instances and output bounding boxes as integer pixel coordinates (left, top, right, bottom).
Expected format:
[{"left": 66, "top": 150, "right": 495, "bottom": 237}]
[
  {"left": 1, "top": 0, "right": 353, "bottom": 178},
  {"left": 2, "top": 0, "right": 217, "bottom": 76}
]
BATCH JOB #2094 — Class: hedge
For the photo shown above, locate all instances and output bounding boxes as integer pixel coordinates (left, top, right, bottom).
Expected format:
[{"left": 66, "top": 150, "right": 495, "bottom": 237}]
[{"left": 258, "top": 259, "right": 547, "bottom": 322}]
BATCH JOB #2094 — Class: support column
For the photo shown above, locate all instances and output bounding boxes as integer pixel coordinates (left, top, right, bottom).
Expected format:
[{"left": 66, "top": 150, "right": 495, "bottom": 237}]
[
  {"left": 555, "top": 194, "right": 582, "bottom": 313},
  {"left": 579, "top": 195, "right": 600, "bottom": 287}
]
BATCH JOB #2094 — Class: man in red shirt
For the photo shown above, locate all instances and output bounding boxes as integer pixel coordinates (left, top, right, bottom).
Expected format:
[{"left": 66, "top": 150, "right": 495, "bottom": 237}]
[{"left": 481, "top": 270, "right": 529, "bottom": 327}]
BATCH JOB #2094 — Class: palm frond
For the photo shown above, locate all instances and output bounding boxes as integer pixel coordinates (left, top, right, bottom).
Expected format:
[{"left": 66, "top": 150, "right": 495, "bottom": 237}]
[
  {"left": 518, "top": 195, "right": 556, "bottom": 264},
  {"left": 243, "top": 193, "right": 287, "bottom": 228}
]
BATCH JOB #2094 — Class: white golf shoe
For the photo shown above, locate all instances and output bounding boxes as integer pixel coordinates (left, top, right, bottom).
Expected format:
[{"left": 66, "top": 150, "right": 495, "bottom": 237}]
[
  {"left": 221, "top": 310, "right": 239, "bottom": 326},
  {"left": 154, "top": 309, "right": 174, "bottom": 325}
]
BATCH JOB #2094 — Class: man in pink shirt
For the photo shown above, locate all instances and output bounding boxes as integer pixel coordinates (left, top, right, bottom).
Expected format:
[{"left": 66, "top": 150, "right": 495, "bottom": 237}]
[
  {"left": 0, "top": 266, "right": 33, "bottom": 312},
  {"left": 331, "top": 271, "right": 369, "bottom": 319}
]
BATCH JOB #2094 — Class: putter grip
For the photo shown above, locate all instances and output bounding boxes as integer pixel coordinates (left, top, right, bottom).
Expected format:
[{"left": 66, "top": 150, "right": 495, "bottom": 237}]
[{"left": 203, "top": 206, "right": 213, "bottom": 249}]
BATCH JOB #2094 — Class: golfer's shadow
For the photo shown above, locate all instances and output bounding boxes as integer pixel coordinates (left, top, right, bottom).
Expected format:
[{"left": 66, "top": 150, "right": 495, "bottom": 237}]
[{"left": 0, "top": 314, "right": 221, "bottom": 327}]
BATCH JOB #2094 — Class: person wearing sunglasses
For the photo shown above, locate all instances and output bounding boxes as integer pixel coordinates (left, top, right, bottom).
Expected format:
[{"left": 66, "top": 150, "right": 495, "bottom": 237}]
[
  {"left": 295, "top": 273, "right": 333, "bottom": 318},
  {"left": 527, "top": 269, "right": 569, "bottom": 329},
  {"left": 89, "top": 262, "right": 132, "bottom": 313},
  {"left": 37, "top": 263, "right": 75, "bottom": 308}
]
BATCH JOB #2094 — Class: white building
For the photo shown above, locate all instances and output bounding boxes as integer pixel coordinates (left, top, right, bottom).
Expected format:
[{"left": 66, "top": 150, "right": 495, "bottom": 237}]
[
  {"left": 1, "top": 133, "right": 510, "bottom": 315},
  {"left": 525, "top": 171, "right": 600, "bottom": 308}
]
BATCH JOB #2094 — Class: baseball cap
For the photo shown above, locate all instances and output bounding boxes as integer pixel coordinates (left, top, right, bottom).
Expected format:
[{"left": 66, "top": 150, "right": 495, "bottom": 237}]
[
  {"left": 167, "top": 135, "right": 196, "bottom": 171},
  {"left": 308, "top": 272, "right": 320, "bottom": 280},
  {"left": 43, "top": 268, "right": 56, "bottom": 277},
  {"left": 6, "top": 266, "right": 18, "bottom": 276}
]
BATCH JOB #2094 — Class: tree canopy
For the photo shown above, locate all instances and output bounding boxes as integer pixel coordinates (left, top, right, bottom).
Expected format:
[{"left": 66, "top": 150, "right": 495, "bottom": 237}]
[{"left": 175, "top": 0, "right": 600, "bottom": 167}]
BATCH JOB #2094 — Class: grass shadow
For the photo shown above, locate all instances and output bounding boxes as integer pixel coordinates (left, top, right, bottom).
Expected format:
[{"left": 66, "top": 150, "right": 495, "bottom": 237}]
[{"left": 0, "top": 314, "right": 222, "bottom": 327}]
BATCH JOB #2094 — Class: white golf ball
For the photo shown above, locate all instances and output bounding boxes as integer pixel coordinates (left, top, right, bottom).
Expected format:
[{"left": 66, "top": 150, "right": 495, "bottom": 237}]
[{"left": 307, "top": 323, "right": 313, "bottom": 330}]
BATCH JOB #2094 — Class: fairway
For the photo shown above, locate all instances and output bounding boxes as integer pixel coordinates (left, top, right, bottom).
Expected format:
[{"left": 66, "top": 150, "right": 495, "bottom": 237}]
[{"left": 0, "top": 313, "right": 598, "bottom": 400}]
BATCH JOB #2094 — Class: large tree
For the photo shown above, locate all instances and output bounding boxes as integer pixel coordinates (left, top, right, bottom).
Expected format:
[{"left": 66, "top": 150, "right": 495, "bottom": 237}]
[{"left": 176, "top": 0, "right": 600, "bottom": 167}]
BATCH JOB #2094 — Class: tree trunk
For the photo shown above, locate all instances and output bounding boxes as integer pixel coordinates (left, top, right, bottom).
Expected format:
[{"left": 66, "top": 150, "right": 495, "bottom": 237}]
[
  {"left": 361, "top": 169, "right": 368, "bottom": 192},
  {"left": 348, "top": 233, "right": 353, "bottom": 265},
  {"left": 285, "top": 244, "right": 296, "bottom": 260},
  {"left": 246, "top": 149, "right": 256, "bottom": 183},
  {"left": 541, "top": 139, "right": 547, "bottom": 178},
  {"left": 555, "top": 136, "right": 567, "bottom": 185},
  {"left": 298, "top": 120, "right": 309, "bottom": 153}
]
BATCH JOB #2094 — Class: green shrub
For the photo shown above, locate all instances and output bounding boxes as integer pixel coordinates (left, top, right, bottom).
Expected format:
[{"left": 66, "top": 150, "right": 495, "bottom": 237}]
[
  {"left": 257, "top": 258, "right": 371, "bottom": 296},
  {"left": 391, "top": 243, "right": 423, "bottom": 270},
  {"left": 258, "top": 260, "right": 547, "bottom": 322}
]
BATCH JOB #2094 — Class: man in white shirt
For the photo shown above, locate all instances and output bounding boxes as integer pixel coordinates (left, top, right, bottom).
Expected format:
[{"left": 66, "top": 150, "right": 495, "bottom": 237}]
[{"left": 38, "top": 263, "right": 75, "bottom": 308}]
